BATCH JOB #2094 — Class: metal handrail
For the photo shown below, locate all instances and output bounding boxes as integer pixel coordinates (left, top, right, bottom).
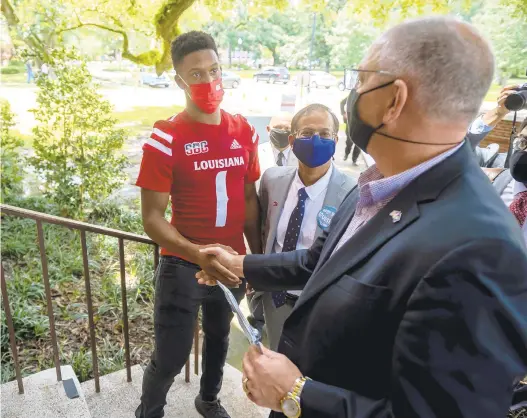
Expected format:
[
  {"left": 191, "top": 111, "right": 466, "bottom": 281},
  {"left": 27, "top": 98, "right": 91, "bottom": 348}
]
[
  {"left": 0, "top": 203, "right": 199, "bottom": 394},
  {"left": 0, "top": 204, "right": 153, "bottom": 244}
]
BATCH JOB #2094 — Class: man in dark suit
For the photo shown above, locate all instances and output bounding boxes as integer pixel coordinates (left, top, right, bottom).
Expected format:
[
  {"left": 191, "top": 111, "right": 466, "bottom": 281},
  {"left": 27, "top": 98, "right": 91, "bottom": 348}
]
[{"left": 198, "top": 17, "right": 527, "bottom": 417}]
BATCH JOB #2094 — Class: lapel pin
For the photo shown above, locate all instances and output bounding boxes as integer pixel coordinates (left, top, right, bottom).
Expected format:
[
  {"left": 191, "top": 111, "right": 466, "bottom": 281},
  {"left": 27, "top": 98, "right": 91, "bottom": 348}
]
[
  {"left": 390, "top": 210, "right": 402, "bottom": 223},
  {"left": 273, "top": 201, "right": 278, "bottom": 207}
]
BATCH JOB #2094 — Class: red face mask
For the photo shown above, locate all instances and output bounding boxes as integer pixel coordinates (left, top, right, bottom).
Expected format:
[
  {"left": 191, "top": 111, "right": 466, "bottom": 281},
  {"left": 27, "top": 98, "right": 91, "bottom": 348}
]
[{"left": 183, "top": 77, "right": 224, "bottom": 114}]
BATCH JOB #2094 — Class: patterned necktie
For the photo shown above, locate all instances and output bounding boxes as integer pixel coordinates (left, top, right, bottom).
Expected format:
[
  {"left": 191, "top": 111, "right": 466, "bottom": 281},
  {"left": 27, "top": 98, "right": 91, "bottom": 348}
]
[
  {"left": 510, "top": 190, "right": 527, "bottom": 227},
  {"left": 272, "top": 188, "right": 309, "bottom": 308},
  {"left": 277, "top": 152, "right": 285, "bottom": 166}
]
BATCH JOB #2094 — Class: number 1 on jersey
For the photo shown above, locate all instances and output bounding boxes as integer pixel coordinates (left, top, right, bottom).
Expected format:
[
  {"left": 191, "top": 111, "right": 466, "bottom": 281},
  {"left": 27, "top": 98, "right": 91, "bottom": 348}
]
[{"left": 215, "top": 171, "right": 228, "bottom": 227}]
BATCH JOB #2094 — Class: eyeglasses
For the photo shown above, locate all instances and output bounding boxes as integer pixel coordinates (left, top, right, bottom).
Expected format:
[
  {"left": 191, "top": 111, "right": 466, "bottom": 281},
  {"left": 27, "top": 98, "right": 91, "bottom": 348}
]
[
  {"left": 295, "top": 128, "right": 337, "bottom": 140},
  {"left": 346, "top": 69, "right": 397, "bottom": 90}
]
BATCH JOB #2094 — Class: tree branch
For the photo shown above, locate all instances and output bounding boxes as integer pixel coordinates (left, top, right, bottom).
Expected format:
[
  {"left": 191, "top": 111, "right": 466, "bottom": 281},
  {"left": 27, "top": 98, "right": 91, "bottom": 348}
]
[
  {"left": 58, "top": 21, "right": 162, "bottom": 67},
  {"left": 1, "top": 0, "right": 48, "bottom": 60},
  {"left": 4, "top": 0, "right": 197, "bottom": 73}
]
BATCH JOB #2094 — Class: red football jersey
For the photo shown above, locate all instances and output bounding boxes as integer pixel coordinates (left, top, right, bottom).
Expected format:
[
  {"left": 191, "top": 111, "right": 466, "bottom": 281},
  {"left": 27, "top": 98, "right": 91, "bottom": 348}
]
[{"left": 136, "top": 110, "right": 260, "bottom": 259}]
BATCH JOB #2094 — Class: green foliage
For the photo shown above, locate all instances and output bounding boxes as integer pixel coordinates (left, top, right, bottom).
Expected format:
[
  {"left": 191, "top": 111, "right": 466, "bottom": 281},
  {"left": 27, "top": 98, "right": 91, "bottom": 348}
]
[
  {"left": 1, "top": 67, "right": 24, "bottom": 75},
  {"left": 473, "top": 0, "right": 527, "bottom": 82},
  {"left": 1, "top": 197, "right": 156, "bottom": 383},
  {"left": 0, "top": 100, "right": 25, "bottom": 200},
  {"left": 327, "top": 17, "right": 381, "bottom": 69},
  {"left": 30, "top": 48, "right": 128, "bottom": 217}
]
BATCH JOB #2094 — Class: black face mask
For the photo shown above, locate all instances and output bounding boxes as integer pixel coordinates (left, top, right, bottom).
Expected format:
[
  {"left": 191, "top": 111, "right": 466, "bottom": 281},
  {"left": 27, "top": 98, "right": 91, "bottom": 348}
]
[
  {"left": 346, "top": 81, "right": 461, "bottom": 153},
  {"left": 269, "top": 128, "right": 290, "bottom": 149},
  {"left": 510, "top": 149, "right": 527, "bottom": 183}
]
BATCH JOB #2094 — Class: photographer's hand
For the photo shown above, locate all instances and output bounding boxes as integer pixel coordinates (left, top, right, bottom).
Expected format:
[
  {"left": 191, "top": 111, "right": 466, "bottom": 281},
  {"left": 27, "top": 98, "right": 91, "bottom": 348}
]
[{"left": 482, "top": 84, "right": 520, "bottom": 127}]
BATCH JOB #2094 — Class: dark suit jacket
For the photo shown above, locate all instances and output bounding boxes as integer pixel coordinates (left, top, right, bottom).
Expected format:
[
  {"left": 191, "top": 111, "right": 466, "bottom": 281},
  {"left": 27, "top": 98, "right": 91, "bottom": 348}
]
[
  {"left": 244, "top": 142, "right": 527, "bottom": 418},
  {"left": 340, "top": 97, "right": 347, "bottom": 117}
]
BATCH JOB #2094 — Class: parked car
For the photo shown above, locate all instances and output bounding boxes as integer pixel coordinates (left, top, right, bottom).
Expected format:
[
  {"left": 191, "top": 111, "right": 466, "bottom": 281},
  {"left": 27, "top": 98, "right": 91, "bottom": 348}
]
[
  {"left": 309, "top": 71, "right": 337, "bottom": 89},
  {"left": 222, "top": 71, "right": 241, "bottom": 89},
  {"left": 253, "top": 67, "right": 290, "bottom": 84},
  {"left": 140, "top": 70, "right": 171, "bottom": 88}
]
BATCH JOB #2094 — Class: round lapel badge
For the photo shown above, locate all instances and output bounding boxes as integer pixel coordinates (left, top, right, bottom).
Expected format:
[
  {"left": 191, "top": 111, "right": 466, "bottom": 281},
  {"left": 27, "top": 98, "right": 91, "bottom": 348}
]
[{"left": 317, "top": 206, "right": 337, "bottom": 230}]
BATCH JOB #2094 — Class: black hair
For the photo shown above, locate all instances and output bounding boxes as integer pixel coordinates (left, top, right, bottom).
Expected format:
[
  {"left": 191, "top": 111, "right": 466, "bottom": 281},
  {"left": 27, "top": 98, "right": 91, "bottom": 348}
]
[
  {"left": 291, "top": 104, "right": 340, "bottom": 134},
  {"left": 171, "top": 31, "right": 219, "bottom": 68}
]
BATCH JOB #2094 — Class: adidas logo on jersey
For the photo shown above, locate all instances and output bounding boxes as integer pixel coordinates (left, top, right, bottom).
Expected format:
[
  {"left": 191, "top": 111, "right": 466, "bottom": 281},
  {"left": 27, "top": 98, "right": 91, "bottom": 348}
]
[{"left": 230, "top": 139, "right": 242, "bottom": 150}]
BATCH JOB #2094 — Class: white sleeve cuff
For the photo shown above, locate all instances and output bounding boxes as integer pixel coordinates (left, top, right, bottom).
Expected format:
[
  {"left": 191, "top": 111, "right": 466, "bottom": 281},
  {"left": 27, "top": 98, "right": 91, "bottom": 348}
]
[{"left": 468, "top": 116, "right": 492, "bottom": 135}]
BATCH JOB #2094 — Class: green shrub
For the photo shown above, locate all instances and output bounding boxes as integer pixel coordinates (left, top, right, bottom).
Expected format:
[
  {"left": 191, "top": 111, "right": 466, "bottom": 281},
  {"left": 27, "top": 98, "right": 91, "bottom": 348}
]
[
  {"left": 0, "top": 67, "right": 23, "bottom": 75},
  {"left": 1, "top": 195, "right": 156, "bottom": 383},
  {"left": 30, "top": 48, "right": 128, "bottom": 218},
  {"left": 0, "top": 101, "right": 25, "bottom": 200}
]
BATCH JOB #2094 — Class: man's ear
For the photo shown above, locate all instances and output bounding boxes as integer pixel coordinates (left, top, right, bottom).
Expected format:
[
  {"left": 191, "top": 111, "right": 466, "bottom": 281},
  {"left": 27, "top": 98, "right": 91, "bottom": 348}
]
[
  {"left": 288, "top": 134, "right": 295, "bottom": 148},
  {"left": 383, "top": 79, "right": 407, "bottom": 125},
  {"left": 266, "top": 125, "right": 271, "bottom": 133}
]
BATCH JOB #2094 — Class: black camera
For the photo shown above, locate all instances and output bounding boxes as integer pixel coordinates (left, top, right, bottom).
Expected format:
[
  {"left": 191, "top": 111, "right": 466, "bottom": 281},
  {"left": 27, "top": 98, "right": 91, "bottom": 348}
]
[{"left": 505, "top": 82, "right": 527, "bottom": 111}]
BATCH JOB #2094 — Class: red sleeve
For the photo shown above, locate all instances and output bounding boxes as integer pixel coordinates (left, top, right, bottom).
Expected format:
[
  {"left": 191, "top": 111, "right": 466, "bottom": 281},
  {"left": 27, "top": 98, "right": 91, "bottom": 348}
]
[
  {"left": 135, "top": 121, "right": 175, "bottom": 192},
  {"left": 241, "top": 118, "right": 261, "bottom": 183}
]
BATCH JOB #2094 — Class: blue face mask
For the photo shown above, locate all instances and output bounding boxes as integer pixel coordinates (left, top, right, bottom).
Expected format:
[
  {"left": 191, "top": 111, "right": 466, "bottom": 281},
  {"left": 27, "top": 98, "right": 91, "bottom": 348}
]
[{"left": 292, "top": 134, "right": 336, "bottom": 168}]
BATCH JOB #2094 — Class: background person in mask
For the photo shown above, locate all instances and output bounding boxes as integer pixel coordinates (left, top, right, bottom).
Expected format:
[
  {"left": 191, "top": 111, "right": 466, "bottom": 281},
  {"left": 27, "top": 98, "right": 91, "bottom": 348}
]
[
  {"left": 197, "top": 17, "right": 527, "bottom": 418},
  {"left": 135, "top": 31, "right": 261, "bottom": 418},
  {"left": 258, "top": 112, "right": 296, "bottom": 173},
  {"left": 247, "top": 111, "right": 294, "bottom": 335},
  {"left": 258, "top": 104, "right": 355, "bottom": 350}
]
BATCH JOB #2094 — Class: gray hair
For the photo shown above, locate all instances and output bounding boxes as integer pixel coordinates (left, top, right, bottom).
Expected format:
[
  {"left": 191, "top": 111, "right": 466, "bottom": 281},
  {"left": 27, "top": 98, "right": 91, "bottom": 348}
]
[
  {"left": 370, "top": 16, "right": 494, "bottom": 123},
  {"left": 291, "top": 104, "right": 339, "bottom": 134}
]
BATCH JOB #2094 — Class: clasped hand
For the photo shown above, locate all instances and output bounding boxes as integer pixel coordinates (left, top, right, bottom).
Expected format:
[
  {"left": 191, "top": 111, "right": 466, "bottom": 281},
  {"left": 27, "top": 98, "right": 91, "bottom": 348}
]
[{"left": 195, "top": 245, "right": 241, "bottom": 287}]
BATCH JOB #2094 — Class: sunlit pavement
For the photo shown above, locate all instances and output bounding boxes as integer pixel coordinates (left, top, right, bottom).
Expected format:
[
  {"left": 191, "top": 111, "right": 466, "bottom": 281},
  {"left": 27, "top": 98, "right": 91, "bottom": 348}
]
[{"left": 0, "top": 78, "right": 347, "bottom": 132}]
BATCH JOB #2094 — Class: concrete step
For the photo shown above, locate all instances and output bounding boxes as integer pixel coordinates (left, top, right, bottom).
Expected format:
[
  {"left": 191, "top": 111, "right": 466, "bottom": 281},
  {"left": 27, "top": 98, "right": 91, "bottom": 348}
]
[
  {"left": 1, "top": 365, "right": 90, "bottom": 418},
  {"left": 81, "top": 356, "right": 269, "bottom": 418},
  {"left": 164, "top": 356, "right": 269, "bottom": 418},
  {"left": 80, "top": 364, "right": 144, "bottom": 418}
]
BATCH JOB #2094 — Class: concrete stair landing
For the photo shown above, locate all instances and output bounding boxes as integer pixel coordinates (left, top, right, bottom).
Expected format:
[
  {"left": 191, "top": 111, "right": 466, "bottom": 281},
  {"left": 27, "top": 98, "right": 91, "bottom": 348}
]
[
  {"left": 80, "top": 356, "right": 269, "bottom": 418},
  {"left": 1, "top": 365, "right": 90, "bottom": 418}
]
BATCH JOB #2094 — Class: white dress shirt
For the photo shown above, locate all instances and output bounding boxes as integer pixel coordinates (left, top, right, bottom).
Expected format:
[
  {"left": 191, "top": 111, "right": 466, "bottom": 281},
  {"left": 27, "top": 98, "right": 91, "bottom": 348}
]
[
  {"left": 272, "top": 146, "right": 292, "bottom": 166},
  {"left": 274, "top": 164, "right": 334, "bottom": 295},
  {"left": 513, "top": 180, "right": 527, "bottom": 245},
  {"left": 468, "top": 115, "right": 493, "bottom": 135}
]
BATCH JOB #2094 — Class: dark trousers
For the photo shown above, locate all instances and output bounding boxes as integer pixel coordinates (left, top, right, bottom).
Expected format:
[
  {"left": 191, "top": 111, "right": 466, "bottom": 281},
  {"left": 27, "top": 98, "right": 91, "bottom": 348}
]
[
  {"left": 135, "top": 256, "right": 246, "bottom": 418},
  {"left": 344, "top": 126, "right": 361, "bottom": 163},
  {"left": 247, "top": 291, "right": 265, "bottom": 331}
]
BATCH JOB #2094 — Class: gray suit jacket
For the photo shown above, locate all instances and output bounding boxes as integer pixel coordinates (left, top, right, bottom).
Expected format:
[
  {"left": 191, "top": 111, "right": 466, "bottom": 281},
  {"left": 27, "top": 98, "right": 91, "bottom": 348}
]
[{"left": 258, "top": 165, "right": 356, "bottom": 255}]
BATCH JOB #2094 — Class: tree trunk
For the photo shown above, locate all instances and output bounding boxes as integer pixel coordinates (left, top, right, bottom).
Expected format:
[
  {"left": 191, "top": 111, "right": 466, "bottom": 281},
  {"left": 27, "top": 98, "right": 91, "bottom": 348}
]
[
  {"left": 1, "top": 0, "right": 49, "bottom": 61},
  {"left": 154, "top": 0, "right": 196, "bottom": 74},
  {"left": 271, "top": 48, "right": 278, "bottom": 66}
]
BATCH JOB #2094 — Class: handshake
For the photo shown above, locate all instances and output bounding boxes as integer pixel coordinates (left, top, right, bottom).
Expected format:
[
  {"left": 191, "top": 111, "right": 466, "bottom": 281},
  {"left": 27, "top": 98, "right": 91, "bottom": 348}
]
[{"left": 194, "top": 245, "right": 246, "bottom": 288}]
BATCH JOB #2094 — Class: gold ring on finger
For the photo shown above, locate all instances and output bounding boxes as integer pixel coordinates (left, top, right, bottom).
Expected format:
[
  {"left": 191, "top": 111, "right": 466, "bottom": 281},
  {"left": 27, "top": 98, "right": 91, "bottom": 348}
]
[{"left": 242, "top": 377, "right": 250, "bottom": 394}]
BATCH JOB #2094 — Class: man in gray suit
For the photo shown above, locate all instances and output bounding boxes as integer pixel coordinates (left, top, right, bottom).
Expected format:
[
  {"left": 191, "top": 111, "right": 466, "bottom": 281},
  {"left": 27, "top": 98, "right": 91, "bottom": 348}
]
[{"left": 258, "top": 103, "right": 356, "bottom": 350}]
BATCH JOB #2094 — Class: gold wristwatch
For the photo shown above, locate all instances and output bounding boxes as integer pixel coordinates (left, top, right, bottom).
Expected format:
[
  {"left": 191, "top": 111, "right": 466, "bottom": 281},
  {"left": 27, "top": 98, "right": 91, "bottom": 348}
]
[{"left": 280, "top": 377, "right": 309, "bottom": 418}]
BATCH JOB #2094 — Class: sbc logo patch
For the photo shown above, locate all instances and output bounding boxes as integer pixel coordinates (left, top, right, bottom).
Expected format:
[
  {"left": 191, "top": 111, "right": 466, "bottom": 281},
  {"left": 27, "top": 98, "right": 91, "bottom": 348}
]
[{"left": 185, "top": 141, "right": 209, "bottom": 156}]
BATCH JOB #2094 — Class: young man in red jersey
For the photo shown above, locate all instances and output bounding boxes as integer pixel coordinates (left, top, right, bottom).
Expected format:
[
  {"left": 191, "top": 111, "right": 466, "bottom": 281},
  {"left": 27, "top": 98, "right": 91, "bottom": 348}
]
[{"left": 135, "top": 31, "right": 261, "bottom": 418}]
